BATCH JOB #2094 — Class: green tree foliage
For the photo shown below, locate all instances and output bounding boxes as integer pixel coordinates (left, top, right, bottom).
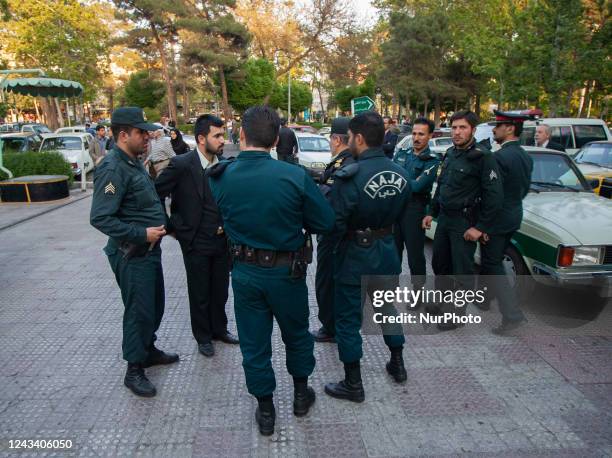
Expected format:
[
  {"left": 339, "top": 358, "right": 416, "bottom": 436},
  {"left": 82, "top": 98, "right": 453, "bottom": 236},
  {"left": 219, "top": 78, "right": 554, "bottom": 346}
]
[
  {"left": 226, "top": 59, "right": 276, "bottom": 112},
  {"left": 270, "top": 80, "right": 313, "bottom": 112},
  {"left": 1, "top": 0, "right": 109, "bottom": 100},
  {"left": 332, "top": 76, "right": 376, "bottom": 112},
  {"left": 177, "top": 0, "right": 250, "bottom": 120},
  {"left": 123, "top": 71, "right": 166, "bottom": 109}
]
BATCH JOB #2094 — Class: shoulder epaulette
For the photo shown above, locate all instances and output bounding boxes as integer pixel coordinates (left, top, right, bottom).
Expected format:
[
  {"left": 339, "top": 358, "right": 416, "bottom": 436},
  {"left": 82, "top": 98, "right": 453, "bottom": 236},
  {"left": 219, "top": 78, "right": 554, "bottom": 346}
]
[
  {"left": 206, "top": 158, "right": 235, "bottom": 178},
  {"left": 466, "top": 143, "right": 488, "bottom": 160},
  {"left": 335, "top": 163, "right": 359, "bottom": 179}
]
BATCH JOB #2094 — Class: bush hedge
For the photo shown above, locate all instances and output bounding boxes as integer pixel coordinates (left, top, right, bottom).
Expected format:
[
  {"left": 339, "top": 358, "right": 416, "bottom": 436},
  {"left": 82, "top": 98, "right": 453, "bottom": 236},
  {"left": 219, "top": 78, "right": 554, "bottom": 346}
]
[{"left": 0, "top": 152, "right": 74, "bottom": 184}]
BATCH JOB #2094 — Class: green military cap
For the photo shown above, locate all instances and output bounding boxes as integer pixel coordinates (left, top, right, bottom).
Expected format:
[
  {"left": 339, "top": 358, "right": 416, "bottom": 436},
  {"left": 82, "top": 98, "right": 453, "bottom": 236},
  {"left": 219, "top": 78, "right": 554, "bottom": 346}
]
[
  {"left": 111, "top": 107, "right": 159, "bottom": 131},
  {"left": 331, "top": 117, "right": 350, "bottom": 135}
]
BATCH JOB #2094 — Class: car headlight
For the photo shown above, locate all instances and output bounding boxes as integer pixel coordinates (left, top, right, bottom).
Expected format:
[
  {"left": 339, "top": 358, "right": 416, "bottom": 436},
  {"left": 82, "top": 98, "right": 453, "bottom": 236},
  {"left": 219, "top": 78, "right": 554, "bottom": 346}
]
[{"left": 558, "top": 246, "right": 602, "bottom": 267}]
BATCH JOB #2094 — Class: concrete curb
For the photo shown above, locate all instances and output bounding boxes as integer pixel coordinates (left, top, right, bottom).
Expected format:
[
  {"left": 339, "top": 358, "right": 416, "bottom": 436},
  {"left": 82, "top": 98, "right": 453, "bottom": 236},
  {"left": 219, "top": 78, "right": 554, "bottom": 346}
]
[{"left": 0, "top": 191, "right": 92, "bottom": 231}]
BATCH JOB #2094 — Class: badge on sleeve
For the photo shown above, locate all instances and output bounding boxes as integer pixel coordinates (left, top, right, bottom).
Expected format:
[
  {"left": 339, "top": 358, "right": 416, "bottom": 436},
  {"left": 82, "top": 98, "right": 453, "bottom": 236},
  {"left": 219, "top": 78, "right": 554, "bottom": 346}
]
[
  {"left": 104, "top": 182, "right": 116, "bottom": 195},
  {"left": 489, "top": 170, "right": 498, "bottom": 181}
]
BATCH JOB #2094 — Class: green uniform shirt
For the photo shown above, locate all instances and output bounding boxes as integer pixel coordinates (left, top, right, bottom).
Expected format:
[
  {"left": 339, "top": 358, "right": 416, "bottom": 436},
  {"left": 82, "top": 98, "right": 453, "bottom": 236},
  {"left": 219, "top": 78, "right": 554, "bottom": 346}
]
[
  {"left": 90, "top": 146, "right": 167, "bottom": 245},
  {"left": 209, "top": 151, "right": 335, "bottom": 250},
  {"left": 392, "top": 146, "right": 440, "bottom": 197},
  {"left": 430, "top": 140, "right": 503, "bottom": 234},
  {"left": 491, "top": 140, "right": 533, "bottom": 234}
]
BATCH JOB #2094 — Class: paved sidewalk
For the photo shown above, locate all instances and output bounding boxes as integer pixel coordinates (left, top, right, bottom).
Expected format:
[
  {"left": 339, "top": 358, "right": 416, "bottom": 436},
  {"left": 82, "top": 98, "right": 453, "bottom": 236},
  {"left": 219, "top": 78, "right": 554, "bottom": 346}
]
[{"left": 0, "top": 196, "right": 611, "bottom": 457}]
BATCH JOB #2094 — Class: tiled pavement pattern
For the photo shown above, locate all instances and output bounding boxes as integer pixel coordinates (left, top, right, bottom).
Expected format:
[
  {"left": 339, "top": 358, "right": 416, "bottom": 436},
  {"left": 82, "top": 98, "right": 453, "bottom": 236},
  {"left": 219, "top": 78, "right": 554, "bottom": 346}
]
[{"left": 0, "top": 196, "right": 611, "bottom": 457}]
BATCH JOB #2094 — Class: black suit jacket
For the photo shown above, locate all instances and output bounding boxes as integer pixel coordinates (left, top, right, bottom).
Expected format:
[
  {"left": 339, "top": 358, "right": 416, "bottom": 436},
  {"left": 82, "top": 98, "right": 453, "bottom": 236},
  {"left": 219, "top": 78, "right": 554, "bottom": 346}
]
[
  {"left": 277, "top": 126, "right": 298, "bottom": 156},
  {"left": 155, "top": 149, "right": 225, "bottom": 249},
  {"left": 382, "top": 130, "right": 398, "bottom": 158},
  {"left": 545, "top": 140, "right": 565, "bottom": 152}
]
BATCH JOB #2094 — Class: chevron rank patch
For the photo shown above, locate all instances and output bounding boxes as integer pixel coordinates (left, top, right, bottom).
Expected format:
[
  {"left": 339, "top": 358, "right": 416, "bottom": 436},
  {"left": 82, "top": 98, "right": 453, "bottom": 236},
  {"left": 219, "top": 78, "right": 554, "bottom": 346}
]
[
  {"left": 104, "top": 182, "right": 116, "bottom": 195},
  {"left": 489, "top": 170, "right": 498, "bottom": 181}
]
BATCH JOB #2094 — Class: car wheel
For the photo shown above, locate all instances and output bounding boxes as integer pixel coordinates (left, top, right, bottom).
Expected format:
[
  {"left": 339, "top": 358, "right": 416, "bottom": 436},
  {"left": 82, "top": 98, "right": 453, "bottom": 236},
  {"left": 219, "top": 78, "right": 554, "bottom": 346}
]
[{"left": 503, "top": 245, "right": 535, "bottom": 299}]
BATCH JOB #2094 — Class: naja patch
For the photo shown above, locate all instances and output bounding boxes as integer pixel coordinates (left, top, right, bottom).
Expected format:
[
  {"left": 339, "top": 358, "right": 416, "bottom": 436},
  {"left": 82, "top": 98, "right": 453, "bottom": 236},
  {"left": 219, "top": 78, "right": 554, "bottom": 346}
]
[{"left": 364, "top": 171, "right": 407, "bottom": 199}]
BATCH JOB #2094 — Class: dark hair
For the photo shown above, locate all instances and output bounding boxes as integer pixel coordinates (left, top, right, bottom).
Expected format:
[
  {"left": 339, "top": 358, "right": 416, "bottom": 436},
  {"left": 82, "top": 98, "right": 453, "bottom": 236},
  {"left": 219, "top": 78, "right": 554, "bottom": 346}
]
[
  {"left": 280, "top": 118, "right": 287, "bottom": 126},
  {"left": 85, "top": 123, "right": 91, "bottom": 127},
  {"left": 96, "top": 125, "right": 106, "bottom": 132},
  {"left": 511, "top": 123, "right": 523, "bottom": 137},
  {"left": 194, "top": 114, "right": 224, "bottom": 144},
  {"left": 241, "top": 105, "right": 281, "bottom": 149},
  {"left": 450, "top": 110, "right": 479, "bottom": 128},
  {"left": 348, "top": 111, "right": 385, "bottom": 147},
  {"left": 110, "top": 124, "right": 134, "bottom": 142},
  {"left": 413, "top": 117, "right": 435, "bottom": 134}
]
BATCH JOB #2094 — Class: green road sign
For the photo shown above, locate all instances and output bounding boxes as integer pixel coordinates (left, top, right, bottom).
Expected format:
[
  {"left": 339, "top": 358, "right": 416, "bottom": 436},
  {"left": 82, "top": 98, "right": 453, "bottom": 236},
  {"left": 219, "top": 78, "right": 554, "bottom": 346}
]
[{"left": 351, "top": 96, "right": 376, "bottom": 115}]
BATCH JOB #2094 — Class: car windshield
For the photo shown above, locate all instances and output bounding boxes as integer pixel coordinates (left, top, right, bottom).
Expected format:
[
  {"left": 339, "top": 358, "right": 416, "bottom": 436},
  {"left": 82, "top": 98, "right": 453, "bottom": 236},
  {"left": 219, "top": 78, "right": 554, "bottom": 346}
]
[
  {"left": 433, "top": 137, "right": 453, "bottom": 146},
  {"left": 41, "top": 137, "right": 82, "bottom": 151},
  {"left": 530, "top": 152, "right": 588, "bottom": 192},
  {"left": 298, "top": 137, "right": 330, "bottom": 152},
  {"left": 574, "top": 143, "right": 612, "bottom": 169},
  {"left": 32, "top": 125, "right": 51, "bottom": 134},
  {"left": 0, "top": 138, "right": 25, "bottom": 153}
]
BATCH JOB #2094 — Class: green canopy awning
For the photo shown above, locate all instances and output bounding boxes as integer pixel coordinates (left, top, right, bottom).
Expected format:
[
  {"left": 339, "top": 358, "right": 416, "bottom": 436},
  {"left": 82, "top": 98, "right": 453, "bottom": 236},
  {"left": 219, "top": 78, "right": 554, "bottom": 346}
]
[{"left": 0, "top": 77, "right": 83, "bottom": 98}]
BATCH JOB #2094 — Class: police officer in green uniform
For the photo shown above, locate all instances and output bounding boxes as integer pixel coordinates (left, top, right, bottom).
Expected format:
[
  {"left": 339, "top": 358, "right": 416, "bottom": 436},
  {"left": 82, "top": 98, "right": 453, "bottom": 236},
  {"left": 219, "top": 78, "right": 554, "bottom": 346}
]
[
  {"left": 208, "top": 106, "right": 335, "bottom": 436},
  {"left": 393, "top": 117, "right": 440, "bottom": 296},
  {"left": 422, "top": 110, "right": 503, "bottom": 331},
  {"left": 324, "top": 112, "right": 412, "bottom": 403},
  {"left": 90, "top": 107, "right": 179, "bottom": 398},
  {"left": 311, "top": 117, "right": 355, "bottom": 343},
  {"left": 481, "top": 110, "right": 533, "bottom": 334}
]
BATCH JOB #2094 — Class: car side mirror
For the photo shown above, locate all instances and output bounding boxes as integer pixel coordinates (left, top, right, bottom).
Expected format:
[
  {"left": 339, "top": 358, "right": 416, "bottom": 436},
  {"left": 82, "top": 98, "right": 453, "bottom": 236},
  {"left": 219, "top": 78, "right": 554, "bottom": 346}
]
[{"left": 588, "top": 178, "right": 600, "bottom": 190}]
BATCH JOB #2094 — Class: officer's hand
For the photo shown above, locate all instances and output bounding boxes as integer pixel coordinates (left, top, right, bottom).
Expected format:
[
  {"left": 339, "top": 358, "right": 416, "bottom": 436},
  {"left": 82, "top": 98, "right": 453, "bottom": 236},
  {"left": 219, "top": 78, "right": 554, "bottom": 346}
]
[
  {"left": 463, "top": 227, "right": 482, "bottom": 242},
  {"left": 480, "top": 233, "right": 490, "bottom": 244},
  {"left": 146, "top": 225, "right": 166, "bottom": 243},
  {"left": 422, "top": 216, "right": 433, "bottom": 229}
]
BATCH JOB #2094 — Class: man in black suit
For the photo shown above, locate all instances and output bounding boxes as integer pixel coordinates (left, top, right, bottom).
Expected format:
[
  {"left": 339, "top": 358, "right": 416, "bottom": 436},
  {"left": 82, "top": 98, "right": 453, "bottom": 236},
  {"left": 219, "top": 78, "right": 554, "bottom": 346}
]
[
  {"left": 276, "top": 118, "right": 298, "bottom": 163},
  {"left": 382, "top": 116, "right": 399, "bottom": 158},
  {"left": 535, "top": 124, "right": 565, "bottom": 152},
  {"left": 155, "top": 114, "right": 239, "bottom": 357}
]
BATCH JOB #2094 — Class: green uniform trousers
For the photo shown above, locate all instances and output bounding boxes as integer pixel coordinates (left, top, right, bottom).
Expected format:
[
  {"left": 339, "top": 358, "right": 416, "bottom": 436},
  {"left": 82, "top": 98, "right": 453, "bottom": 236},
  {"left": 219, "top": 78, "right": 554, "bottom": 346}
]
[
  {"left": 334, "top": 280, "right": 405, "bottom": 364},
  {"left": 479, "top": 232, "right": 525, "bottom": 322},
  {"left": 107, "top": 248, "right": 165, "bottom": 364},
  {"left": 231, "top": 262, "right": 315, "bottom": 397},
  {"left": 431, "top": 214, "right": 477, "bottom": 313},
  {"left": 396, "top": 201, "right": 428, "bottom": 288},
  {"left": 315, "top": 234, "right": 335, "bottom": 335}
]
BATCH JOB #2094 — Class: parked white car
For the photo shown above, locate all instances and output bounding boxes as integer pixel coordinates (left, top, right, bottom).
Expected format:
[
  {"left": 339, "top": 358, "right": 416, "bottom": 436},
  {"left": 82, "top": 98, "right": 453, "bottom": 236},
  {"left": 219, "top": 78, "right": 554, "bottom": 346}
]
[
  {"left": 476, "top": 118, "right": 612, "bottom": 155},
  {"left": 55, "top": 125, "right": 89, "bottom": 134},
  {"left": 39, "top": 133, "right": 95, "bottom": 178},
  {"left": 271, "top": 133, "right": 331, "bottom": 181}
]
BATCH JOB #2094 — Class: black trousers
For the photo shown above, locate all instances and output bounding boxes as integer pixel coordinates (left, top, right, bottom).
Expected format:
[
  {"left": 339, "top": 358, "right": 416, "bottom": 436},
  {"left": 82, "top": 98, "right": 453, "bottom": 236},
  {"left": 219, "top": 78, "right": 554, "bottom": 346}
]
[{"left": 181, "top": 246, "right": 230, "bottom": 344}]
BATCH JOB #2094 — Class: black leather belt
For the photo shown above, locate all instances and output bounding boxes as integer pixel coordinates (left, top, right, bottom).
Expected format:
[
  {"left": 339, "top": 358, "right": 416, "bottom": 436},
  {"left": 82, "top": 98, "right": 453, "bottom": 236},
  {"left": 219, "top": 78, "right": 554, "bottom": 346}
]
[
  {"left": 230, "top": 244, "right": 294, "bottom": 267},
  {"left": 346, "top": 226, "right": 393, "bottom": 241}
]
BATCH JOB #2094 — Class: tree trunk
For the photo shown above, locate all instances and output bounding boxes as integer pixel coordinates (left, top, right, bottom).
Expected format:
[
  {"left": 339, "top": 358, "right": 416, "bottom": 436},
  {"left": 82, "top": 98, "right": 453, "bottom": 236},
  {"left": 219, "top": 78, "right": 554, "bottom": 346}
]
[
  {"left": 549, "top": 9, "right": 562, "bottom": 117},
  {"left": 218, "top": 66, "right": 231, "bottom": 122},
  {"left": 53, "top": 98, "right": 65, "bottom": 128},
  {"left": 316, "top": 84, "right": 326, "bottom": 122},
  {"left": 39, "top": 97, "right": 56, "bottom": 130},
  {"left": 474, "top": 92, "right": 481, "bottom": 118},
  {"left": 423, "top": 98, "right": 429, "bottom": 119},
  {"left": 404, "top": 97, "right": 410, "bottom": 121},
  {"left": 182, "top": 80, "right": 190, "bottom": 120},
  {"left": 150, "top": 22, "right": 177, "bottom": 122},
  {"left": 578, "top": 81, "right": 589, "bottom": 117},
  {"left": 434, "top": 94, "right": 441, "bottom": 127}
]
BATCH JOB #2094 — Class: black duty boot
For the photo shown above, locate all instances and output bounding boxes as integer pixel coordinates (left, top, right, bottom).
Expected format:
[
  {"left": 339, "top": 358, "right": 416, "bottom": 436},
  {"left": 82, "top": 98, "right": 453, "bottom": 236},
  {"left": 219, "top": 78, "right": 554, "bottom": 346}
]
[
  {"left": 386, "top": 346, "right": 407, "bottom": 383},
  {"left": 293, "top": 377, "right": 316, "bottom": 416},
  {"left": 124, "top": 363, "right": 156, "bottom": 397},
  {"left": 255, "top": 396, "right": 275, "bottom": 436},
  {"left": 324, "top": 361, "right": 365, "bottom": 403},
  {"left": 142, "top": 347, "right": 179, "bottom": 368}
]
